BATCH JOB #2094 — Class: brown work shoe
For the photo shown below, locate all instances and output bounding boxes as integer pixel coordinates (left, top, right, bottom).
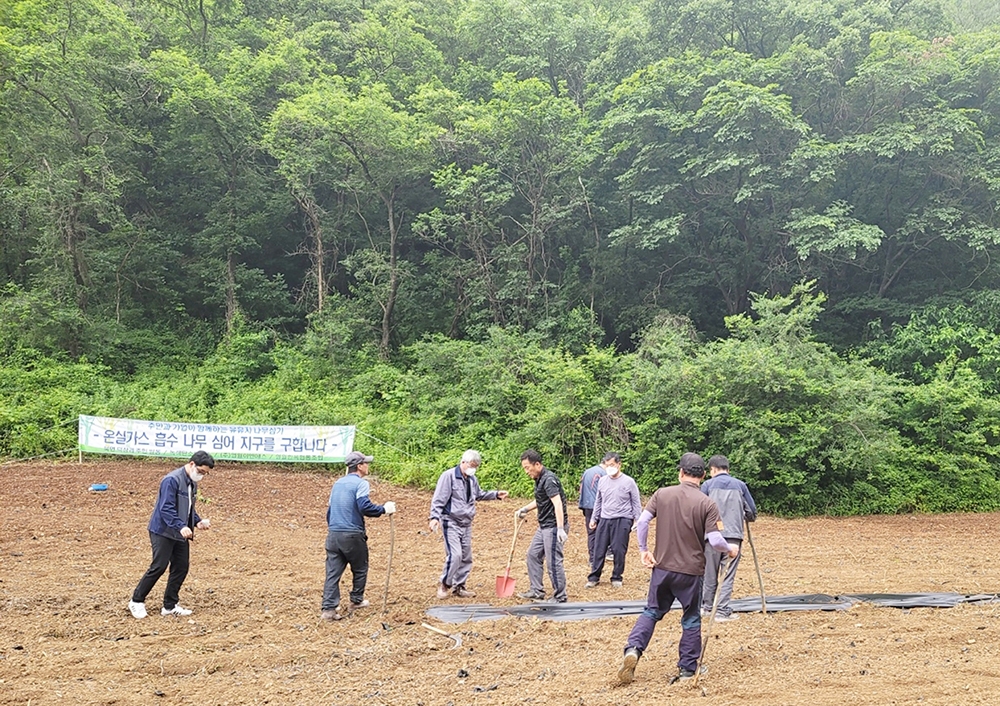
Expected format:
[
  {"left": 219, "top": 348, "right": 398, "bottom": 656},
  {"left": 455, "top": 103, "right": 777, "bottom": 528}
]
[
  {"left": 452, "top": 586, "right": 476, "bottom": 598},
  {"left": 320, "top": 609, "right": 341, "bottom": 621},
  {"left": 436, "top": 583, "right": 451, "bottom": 599}
]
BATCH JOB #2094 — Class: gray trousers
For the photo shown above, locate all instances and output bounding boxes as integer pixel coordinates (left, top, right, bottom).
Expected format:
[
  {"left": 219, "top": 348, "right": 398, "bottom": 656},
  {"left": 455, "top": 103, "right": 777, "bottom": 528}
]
[
  {"left": 526, "top": 527, "right": 567, "bottom": 602},
  {"left": 701, "top": 539, "right": 742, "bottom": 617},
  {"left": 439, "top": 519, "right": 473, "bottom": 588}
]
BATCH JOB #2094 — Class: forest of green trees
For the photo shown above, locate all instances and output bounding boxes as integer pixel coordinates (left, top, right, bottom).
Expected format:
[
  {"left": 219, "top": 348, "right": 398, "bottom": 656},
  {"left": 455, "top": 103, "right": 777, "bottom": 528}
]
[{"left": 4, "top": 0, "right": 1000, "bottom": 515}]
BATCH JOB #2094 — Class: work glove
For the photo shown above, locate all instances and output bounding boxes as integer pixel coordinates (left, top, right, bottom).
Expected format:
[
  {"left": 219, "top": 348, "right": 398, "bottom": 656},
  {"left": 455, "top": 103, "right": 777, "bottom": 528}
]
[
  {"left": 515, "top": 507, "right": 528, "bottom": 520},
  {"left": 557, "top": 528, "right": 568, "bottom": 544},
  {"left": 384, "top": 501, "right": 397, "bottom": 515},
  {"left": 429, "top": 519, "right": 440, "bottom": 533}
]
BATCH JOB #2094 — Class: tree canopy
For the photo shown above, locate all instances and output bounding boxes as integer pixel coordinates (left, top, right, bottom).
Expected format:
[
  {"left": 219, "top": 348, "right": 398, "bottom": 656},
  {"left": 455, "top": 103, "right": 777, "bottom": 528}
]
[{"left": 4, "top": 0, "right": 1000, "bottom": 514}]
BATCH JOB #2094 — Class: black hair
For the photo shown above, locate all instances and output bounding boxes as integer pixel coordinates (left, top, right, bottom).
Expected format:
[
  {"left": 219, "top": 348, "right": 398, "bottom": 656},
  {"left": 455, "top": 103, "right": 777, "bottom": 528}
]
[{"left": 520, "top": 448, "right": 543, "bottom": 464}]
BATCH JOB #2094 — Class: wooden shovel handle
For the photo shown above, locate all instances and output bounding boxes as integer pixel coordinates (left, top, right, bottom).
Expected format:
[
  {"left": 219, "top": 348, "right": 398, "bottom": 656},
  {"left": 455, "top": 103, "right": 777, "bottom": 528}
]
[
  {"left": 421, "top": 622, "right": 451, "bottom": 637},
  {"left": 504, "top": 516, "right": 525, "bottom": 574}
]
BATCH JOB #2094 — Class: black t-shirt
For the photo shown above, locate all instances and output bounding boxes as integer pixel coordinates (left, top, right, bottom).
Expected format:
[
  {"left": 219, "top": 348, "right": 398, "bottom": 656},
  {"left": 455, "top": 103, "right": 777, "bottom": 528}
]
[{"left": 534, "top": 468, "right": 568, "bottom": 529}]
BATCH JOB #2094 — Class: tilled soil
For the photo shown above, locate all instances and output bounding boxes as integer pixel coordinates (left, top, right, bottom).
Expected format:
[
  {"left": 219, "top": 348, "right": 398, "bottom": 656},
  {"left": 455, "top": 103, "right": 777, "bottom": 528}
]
[{"left": 1, "top": 460, "right": 999, "bottom": 705}]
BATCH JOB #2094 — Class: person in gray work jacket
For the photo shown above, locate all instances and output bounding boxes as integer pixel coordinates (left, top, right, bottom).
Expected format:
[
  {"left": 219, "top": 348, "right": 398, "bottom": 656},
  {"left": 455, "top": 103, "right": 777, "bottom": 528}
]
[
  {"left": 321, "top": 451, "right": 396, "bottom": 621},
  {"left": 700, "top": 454, "right": 757, "bottom": 621},
  {"left": 128, "top": 450, "right": 215, "bottom": 619},
  {"left": 429, "top": 449, "right": 509, "bottom": 599}
]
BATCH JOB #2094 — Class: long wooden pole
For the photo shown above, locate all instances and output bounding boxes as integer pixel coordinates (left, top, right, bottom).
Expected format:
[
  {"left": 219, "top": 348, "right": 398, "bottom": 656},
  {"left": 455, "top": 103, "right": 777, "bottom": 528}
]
[
  {"left": 381, "top": 513, "right": 395, "bottom": 613},
  {"left": 745, "top": 520, "right": 767, "bottom": 615}
]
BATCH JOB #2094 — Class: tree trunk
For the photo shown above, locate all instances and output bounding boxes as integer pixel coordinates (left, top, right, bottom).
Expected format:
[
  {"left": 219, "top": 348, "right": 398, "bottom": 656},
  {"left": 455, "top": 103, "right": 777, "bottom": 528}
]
[
  {"left": 380, "top": 191, "right": 400, "bottom": 359},
  {"left": 295, "top": 191, "right": 326, "bottom": 314},
  {"left": 225, "top": 251, "right": 237, "bottom": 334}
]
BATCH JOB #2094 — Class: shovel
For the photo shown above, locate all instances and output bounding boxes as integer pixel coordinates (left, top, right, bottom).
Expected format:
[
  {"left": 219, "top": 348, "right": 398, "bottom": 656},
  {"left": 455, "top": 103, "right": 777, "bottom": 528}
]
[{"left": 495, "top": 516, "right": 525, "bottom": 597}]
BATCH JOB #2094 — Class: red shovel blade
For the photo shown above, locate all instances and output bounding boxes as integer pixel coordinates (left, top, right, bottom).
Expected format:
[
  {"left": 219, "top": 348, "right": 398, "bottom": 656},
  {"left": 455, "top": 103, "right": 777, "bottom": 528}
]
[{"left": 496, "top": 570, "right": 516, "bottom": 597}]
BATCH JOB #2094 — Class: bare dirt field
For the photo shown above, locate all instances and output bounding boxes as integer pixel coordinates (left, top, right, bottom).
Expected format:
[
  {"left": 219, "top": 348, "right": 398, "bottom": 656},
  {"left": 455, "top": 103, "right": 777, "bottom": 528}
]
[{"left": 2, "top": 459, "right": 999, "bottom": 706}]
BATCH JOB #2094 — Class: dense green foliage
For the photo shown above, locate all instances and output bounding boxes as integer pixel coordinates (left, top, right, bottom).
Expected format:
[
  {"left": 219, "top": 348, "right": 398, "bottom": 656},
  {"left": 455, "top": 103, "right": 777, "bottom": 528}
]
[{"left": 4, "top": 0, "right": 1000, "bottom": 514}]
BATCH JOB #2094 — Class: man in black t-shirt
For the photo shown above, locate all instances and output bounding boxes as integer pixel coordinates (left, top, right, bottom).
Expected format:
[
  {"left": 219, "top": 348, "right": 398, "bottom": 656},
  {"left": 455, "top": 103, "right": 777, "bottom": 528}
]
[{"left": 514, "top": 449, "right": 569, "bottom": 603}]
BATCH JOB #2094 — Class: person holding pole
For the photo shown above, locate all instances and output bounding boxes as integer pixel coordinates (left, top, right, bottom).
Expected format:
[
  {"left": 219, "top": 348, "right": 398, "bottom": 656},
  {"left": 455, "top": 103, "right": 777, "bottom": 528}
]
[
  {"left": 700, "top": 454, "right": 757, "bottom": 621},
  {"left": 616, "top": 453, "right": 738, "bottom": 685},
  {"left": 514, "top": 449, "right": 569, "bottom": 603},
  {"left": 429, "top": 449, "right": 509, "bottom": 599},
  {"left": 321, "top": 451, "right": 396, "bottom": 621}
]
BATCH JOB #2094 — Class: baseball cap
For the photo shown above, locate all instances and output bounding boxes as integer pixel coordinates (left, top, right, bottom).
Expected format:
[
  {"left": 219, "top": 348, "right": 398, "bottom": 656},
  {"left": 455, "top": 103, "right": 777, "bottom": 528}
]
[
  {"left": 678, "top": 452, "right": 705, "bottom": 478},
  {"left": 345, "top": 451, "right": 374, "bottom": 467}
]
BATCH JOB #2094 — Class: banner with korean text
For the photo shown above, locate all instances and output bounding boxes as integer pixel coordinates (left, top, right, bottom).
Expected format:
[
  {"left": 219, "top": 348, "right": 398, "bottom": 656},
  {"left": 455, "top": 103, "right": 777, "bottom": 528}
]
[{"left": 78, "top": 415, "right": 356, "bottom": 463}]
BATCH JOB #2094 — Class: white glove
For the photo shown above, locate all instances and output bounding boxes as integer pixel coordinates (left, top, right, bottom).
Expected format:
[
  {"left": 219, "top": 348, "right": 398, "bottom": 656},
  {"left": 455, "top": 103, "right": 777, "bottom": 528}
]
[
  {"left": 197, "top": 518, "right": 211, "bottom": 529},
  {"left": 557, "top": 528, "right": 568, "bottom": 544},
  {"left": 429, "top": 519, "right": 440, "bottom": 533},
  {"left": 384, "top": 501, "right": 396, "bottom": 515},
  {"left": 515, "top": 507, "right": 528, "bottom": 520}
]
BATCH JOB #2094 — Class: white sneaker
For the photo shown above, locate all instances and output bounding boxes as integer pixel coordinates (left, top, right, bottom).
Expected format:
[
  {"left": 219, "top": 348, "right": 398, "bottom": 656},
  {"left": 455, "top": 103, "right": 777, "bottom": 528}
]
[
  {"left": 714, "top": 613, "right": 739, "bottom": 622},
  {"left": 128, "top": 601, "right": 147, "bottom": 619},
  {"left": 161, "top": 605, "right": 193, "bottom": 616}
]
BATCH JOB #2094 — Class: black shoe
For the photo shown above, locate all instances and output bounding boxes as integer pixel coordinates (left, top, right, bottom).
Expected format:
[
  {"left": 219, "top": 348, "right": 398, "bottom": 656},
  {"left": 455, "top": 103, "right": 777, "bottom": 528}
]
[
  {"left": 516, "top": 590, "right": 545, "bottom": 600},
  {"left": 672, "top": 665, "right": 707, "bottom": 683},
  {"left": 617, "top": 647, "right": 640, "bottom": 684},
  {"left": 531, "top": 597, "right": 566, "bottom": 604}
]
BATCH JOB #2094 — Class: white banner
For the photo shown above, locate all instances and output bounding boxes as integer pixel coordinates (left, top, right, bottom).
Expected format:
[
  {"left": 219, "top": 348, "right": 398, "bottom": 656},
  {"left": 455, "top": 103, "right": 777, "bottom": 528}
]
[{"left": 78, "top": 415, "right": 356, "bottom": 463}]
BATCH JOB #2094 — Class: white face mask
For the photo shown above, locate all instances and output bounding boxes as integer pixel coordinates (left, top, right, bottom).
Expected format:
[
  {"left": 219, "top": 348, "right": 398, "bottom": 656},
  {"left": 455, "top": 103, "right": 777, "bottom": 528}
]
[
  {"left": 190, "top": 469, "right": 204, "bottom": 482},
  {"left": 606, "top": 465, "right": 621, "bottom": 477},
  {"left": 464, "top": 465, "right": 477, "bottom": 477}
]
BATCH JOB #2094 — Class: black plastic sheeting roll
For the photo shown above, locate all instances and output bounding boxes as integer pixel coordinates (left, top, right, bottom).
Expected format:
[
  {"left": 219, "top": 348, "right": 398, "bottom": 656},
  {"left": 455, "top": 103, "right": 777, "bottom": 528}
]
[{"left": 424, "top": 592, "right": 999, "bottom": 624}]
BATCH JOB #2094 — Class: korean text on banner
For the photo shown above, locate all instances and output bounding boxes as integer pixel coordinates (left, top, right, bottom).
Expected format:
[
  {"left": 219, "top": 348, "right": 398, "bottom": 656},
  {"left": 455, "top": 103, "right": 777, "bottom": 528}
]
[{"left": 78, "top": 415, "right": 356, "bottom": 463}]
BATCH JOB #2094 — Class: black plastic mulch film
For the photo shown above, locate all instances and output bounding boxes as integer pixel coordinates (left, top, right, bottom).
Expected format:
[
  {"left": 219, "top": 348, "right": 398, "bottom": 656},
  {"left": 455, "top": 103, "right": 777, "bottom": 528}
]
[{"left": 425, "top": 593, "right": 1000, "bottom": 624}]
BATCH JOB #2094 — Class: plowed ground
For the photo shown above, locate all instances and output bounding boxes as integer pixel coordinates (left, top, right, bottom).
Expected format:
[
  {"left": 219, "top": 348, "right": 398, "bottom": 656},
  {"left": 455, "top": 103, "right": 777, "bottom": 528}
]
[{"left": 2, "top": 460, "right": 999, "bottom": 705}]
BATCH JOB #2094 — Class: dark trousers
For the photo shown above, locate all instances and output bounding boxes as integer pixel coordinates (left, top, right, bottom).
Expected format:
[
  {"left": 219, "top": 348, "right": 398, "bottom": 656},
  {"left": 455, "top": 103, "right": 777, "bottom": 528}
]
[
  {"left": 625, "top": 567, "right": 703, "bottom": 672},
  {"left": 323, "top": 530, "right": 369, "bottom": 609},
  {"left": 132, "top": 531, "right": 190, "bottom": 610},
  {"left": 581, "top": 508, "right": 597, "bottom": 565},
  {"left": 588, "top": 516, "right": 631, "bottom": 582}
]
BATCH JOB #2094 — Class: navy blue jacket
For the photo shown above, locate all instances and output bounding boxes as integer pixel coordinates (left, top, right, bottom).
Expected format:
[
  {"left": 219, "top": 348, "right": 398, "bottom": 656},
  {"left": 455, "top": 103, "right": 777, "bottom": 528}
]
[{"left": 148, "top": 466, "right": 201, "bottom": 541}]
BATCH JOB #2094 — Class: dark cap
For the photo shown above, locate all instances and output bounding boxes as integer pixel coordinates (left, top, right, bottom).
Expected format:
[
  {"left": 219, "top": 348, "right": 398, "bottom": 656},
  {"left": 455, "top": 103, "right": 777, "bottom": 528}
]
[
  {"left": 190, "top": 450, "right": 215, "bottom": 469},
  {"left": 678, "top": 452, "right": 705, "bottom": 478},
  {"left": 707, "top": 454, "right": 729, "bottom": 470},
  {"left": 345, "top": 451, "right": 374, "bottom": 467}
]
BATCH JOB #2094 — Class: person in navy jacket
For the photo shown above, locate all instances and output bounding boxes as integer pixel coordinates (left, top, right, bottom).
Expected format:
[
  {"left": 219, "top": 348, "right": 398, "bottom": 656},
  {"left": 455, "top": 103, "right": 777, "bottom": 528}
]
[{"left": 128, "top": 450, "right": 215, "bottom": 619}]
